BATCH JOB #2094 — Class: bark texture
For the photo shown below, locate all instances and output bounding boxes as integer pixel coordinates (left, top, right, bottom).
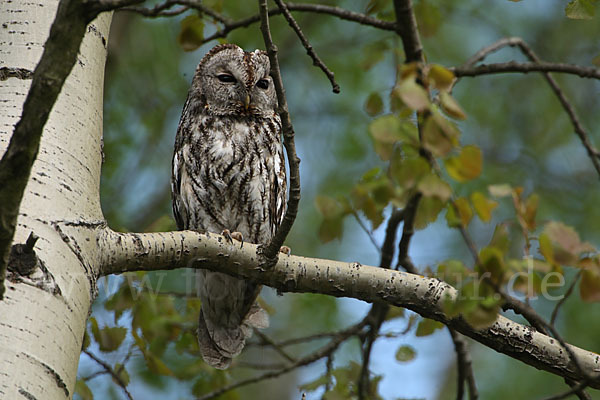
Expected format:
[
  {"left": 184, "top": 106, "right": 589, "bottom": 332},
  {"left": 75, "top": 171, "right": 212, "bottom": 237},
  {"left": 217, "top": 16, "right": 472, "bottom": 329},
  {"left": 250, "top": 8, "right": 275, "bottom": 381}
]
[{"left": 0, "top": 1, "right": 111, "bottom": 398}]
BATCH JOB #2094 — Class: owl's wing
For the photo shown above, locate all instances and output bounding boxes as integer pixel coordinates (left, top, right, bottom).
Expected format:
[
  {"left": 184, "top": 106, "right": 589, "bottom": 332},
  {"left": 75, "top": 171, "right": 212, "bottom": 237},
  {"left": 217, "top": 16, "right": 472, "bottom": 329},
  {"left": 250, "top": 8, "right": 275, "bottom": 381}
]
[{"left": 171, "top": 95, "right": 198, "bottom": 231}]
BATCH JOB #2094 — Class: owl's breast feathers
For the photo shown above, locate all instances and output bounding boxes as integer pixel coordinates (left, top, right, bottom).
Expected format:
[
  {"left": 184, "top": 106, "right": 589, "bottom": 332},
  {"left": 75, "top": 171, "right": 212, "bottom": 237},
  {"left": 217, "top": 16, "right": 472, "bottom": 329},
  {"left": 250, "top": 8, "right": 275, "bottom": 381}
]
[{"left": 172, "top": 112, "right": 286, "bottom": 244}]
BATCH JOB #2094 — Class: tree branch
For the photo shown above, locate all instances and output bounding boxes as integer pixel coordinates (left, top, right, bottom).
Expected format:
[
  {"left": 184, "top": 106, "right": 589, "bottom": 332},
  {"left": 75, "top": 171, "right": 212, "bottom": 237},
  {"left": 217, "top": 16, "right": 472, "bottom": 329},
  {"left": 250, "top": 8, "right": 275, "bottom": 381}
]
[
  {"left": 452, "top": 61, "right": 600, "bottom": 80},
  {"left": 97, "top": 228, "right": 600, "bottom": 388},
  {"left": 449, "top": 329, "right": 478, "bottom": 400},
  {"left": 454, "top": 37, "right": 600, "bottom": 178},
  {"left": 257, "top": 0, "right": 301, "bottom": 262},
  {"left": 83, "top": 349, "right": 133, "bottom": 400},
  {"left": 195, "top": 318, "right": 366, "bottom": 400},
  {"left": 121, "top": 2, "right": 396, "bottom": 44},
  {"left": 273, "top": 0, "right": 340, "bottom": 93}
]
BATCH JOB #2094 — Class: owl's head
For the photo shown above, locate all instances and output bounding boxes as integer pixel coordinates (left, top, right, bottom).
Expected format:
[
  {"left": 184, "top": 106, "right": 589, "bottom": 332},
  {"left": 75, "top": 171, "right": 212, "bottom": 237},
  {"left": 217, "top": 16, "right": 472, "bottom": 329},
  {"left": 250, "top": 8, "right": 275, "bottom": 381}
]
[{"left": 191, "top": 44, "right": 277, "bottom": 117}]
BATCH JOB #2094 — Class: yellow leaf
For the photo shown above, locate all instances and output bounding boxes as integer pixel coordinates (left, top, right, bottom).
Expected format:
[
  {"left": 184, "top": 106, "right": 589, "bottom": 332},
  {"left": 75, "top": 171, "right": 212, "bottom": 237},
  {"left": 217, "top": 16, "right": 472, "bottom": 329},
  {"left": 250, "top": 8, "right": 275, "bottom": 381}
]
[
  {"left": 445, "top": 145, "right": 483, "bottom": 182},
  {"left": 422, "top": 115, "right": 455, "bottom": 157},
  {"left": 428, "top": 64, "right": 455, "bottom": 91},
  {"left": 471, "top": 191, "right": 498, "bottom": 222},
  {"left": 393, "top": 77, "right": 430, "bottom": 111},
  {"left": 417, "top": 174, "right": 452, "bottom": 201},
  {"left": 440, "top": 91, "right": 467, "bottom": 120}
]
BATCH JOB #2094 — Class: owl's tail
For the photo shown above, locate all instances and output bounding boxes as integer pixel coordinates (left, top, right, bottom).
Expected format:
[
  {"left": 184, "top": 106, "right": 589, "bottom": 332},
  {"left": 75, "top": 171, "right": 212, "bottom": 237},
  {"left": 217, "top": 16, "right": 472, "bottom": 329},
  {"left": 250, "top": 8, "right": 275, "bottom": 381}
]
[{"left": 197, "top": 303, "right": 269, "bottom": 369}]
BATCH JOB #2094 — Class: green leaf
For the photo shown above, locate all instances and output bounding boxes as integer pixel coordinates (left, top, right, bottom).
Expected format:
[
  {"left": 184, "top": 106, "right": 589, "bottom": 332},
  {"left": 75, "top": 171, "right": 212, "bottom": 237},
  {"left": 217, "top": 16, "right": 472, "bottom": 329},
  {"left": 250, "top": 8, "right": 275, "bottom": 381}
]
[
  {"left": 446, "top": 197, "right": 473, "bottom": 228},
  {"left": 365, "top": 92, "right": 384, "bottom": 116},
  {"left": 415, "top": 318, "right": 444, "bottom": 337},
  {"left": 440, "top": 91, "right": 467, "bottom": 120},
  {"left": 593, "top": 54, "right": 600, "bottom": 67},
  {"left": 523, "top": 193, "right": 539, "bottom": 230},
  {"left": 489, "top": 224, "right": 510, "bottom": 254},
  {"left": 390, "top": 156, "right": 430, "bottom": 189},
  {"left": 315, "top": 195, "right": 343, "bottom": 218},
  {"left": 415, "top": 196, "right": 445, "bottom": 229},
  {"left": 75, "top": 380, "right": 94, "bottom": 400},
  {"left": 414, "top": 1, "right": 442, "bottom": 37},
  {"left": 177, "top": 15, "right": 205, "bottom": 52},
  {"left": 422, "top": 115, "right": 454, "bottom": 157},
  {"left": 386, "top": 306, "right": 405, "bottom": 320},
  {"left": 471, "top": 191, "right": 498, "bottom": 223},
  {"left": 395, "top": 345, "right": 416, "bottom": 362},
  {"left": 82, "top": 330, "right": 91, "bottom": 350},
  {"left": 437, "top": 260, "right": 469, "bottom": 286},
  {"left": 96, "top": 326, "right": 127, "bottom": 353},
  {"left": 299, "top": 373, "right": 329, "bottom": 392},
  {"left": 315, "top": 195, "right": 347, "bottom": 243},
  {"left": 478, "top": 246, "right": 506, "bottom": 283},
  {"left": 114, "top": 363, "right": 130, "bottom": 386},
  {"left": 445, "top": 145, "right": 483, "bottom": 182},
  {"left": 565, "top": 0, "right": 595, "bottom": 19}
]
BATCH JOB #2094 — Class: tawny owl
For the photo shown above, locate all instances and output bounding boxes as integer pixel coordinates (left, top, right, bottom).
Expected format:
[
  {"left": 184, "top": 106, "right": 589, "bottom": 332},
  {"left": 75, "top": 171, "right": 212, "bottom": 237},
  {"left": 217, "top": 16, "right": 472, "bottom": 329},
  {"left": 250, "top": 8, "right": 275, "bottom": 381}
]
[{"left": 171, "top": 44, "right": 286, "bottom": 369}]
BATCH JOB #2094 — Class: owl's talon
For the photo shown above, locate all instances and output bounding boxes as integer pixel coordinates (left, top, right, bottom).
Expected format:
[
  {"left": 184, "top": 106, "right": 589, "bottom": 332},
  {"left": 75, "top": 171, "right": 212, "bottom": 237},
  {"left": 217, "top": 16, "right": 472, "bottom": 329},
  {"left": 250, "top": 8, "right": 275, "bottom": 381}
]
[
  {"left": 279, "top": 246, "right": 291, "bottom": 255},
  {"left": 222, "top": 230, "right": 244, "bottom": 247}
]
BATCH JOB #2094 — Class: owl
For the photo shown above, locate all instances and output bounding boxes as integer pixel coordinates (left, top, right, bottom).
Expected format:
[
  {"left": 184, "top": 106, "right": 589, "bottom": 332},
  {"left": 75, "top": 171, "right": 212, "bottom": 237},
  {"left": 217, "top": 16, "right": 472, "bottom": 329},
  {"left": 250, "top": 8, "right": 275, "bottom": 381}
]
[{"left": 171, "top": 44, "right": 287, "bottom": 369}]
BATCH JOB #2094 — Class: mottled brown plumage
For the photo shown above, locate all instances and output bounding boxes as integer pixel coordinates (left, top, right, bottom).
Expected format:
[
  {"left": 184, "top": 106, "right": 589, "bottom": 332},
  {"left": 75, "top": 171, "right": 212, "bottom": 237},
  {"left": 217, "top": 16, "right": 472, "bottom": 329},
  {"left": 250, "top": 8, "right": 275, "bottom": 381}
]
[{"left": 171, "top": 44, "right": 286, "bottom": 369}]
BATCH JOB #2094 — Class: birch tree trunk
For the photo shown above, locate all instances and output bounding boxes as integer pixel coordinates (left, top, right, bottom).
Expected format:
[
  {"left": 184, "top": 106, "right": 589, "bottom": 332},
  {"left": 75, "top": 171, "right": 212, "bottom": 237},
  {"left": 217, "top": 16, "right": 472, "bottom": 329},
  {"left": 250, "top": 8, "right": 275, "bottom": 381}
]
[
  {"left": 0, "top": 2, "right": 111, "bottom": 398},
  {"left": 1, "top": 1, "right": 599, "bottom": 399}
]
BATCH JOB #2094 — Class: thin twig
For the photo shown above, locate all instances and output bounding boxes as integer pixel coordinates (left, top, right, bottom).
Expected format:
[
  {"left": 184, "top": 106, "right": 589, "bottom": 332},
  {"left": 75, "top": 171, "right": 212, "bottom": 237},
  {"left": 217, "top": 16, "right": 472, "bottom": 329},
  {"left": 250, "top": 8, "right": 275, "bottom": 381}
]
[
  {"left": 196, "top": 319, "right": 367, "bottom": 400},
  {"left": 449, "top": 329, "right": 478, "bottom": 400},
  {"left": 455, "top": 37, "right": 600, "bottom": 178},
  {"left": 123, "top": 2, "right": 396, "bottom": 45},
  {"left": 539, "top": 380, "right": 591, "bottom": 400},
  {"left": 396, "top": 193, "right": 421, "bottom": 274},
  {"left": 83, "top": 349, "right": 134, "bottom": 400},
  {"left": 357, "top": 209, "right": 404, "bottom": 399},
  {"left": 273, "top": 0, "right": 340, "bottom": 93},
  {"left": 351, "top": 211, "right": 381, "bottom": 254},
  {"left": 254, "top": 329, "right": 297, "bottom": 364},
  {"left": 258, "top": 0, "right": 301, "bottom": 262},
  {"left": 550, "top": 270, "right": 582, "bottom": 326}
]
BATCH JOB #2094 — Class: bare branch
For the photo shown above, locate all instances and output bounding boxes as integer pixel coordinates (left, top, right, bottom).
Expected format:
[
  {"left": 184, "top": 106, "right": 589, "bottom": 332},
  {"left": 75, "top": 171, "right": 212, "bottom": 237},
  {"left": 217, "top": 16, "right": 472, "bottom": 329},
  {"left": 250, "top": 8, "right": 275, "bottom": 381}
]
[
  {"left": 455, "top": 37, "right": 600, "bottom": 178},
  {"left": 83, "top": 349, "right": 133, "bottom": 400},
  {"left": 449, "top": 329, "right": 478, "bottom": 400},
  {"left": 452, "top": 61, "right": 600, "bottom": 80},
  {"left": 196, "top": 319, "right": 366, "bottom": 400},
  {"left": 258, "top": 0, "right": 301, "bottom": 262},
  {"left": 550, "top": 271, "right": 581, "bottom": 326},
  {"left": 393, "top": 0, "right": 425, "bottom": 63},
  {"left": 540, "top": 380, "right": 591, "bottom": 400},
  {"left": 273, "top": 0, "right": 340, "bottom": 93},
  {"left": 123, "top": 2, "right": 396, "bottom": 45},
  {"left": 254, "top": 330, "right": 297, "bottom": 364}
]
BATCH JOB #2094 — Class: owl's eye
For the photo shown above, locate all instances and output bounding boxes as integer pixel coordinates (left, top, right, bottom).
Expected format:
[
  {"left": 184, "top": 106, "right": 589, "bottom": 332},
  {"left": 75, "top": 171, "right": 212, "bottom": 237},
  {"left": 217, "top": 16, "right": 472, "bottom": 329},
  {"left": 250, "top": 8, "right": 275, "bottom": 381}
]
[
  {"left": 256, "top": 79, "right": 269, "bottom": 89},
  {"left": 217, "top": 74, "right": 236, "bottom": 83}
]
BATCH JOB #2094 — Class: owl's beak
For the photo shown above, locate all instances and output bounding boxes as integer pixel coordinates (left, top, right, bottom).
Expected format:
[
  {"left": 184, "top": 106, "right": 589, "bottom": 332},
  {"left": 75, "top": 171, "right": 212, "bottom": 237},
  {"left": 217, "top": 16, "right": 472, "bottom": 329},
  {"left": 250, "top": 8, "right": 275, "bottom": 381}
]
[{"left": 243, "top": 94, "right": 251, "bottom": 110}]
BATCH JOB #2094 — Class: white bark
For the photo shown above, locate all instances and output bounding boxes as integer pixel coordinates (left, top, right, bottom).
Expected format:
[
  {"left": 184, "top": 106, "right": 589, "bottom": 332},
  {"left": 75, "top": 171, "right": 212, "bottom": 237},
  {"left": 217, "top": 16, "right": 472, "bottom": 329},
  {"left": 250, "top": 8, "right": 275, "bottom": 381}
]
[
  {"left": 0, "top": 1, "right": 599, "bottom": 399},
  {"left": 98, "top": 228, "right": 600, "bottom": 388},
  {"left": 0, "top": 1, "right": 111, "bottom": 398}
]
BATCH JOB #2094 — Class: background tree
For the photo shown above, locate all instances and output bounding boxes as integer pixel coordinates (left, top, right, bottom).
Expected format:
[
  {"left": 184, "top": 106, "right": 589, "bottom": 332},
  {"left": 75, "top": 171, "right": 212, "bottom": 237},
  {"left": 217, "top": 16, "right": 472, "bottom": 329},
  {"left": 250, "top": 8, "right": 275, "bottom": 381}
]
[{"left": 1, "top": 1, "right": 600, "bottom": 400}]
